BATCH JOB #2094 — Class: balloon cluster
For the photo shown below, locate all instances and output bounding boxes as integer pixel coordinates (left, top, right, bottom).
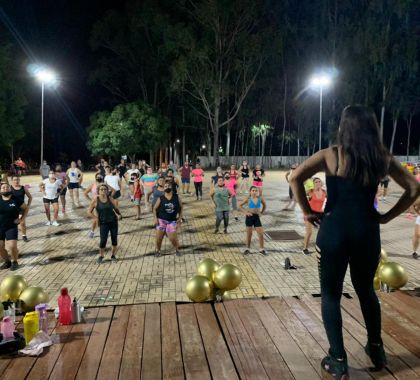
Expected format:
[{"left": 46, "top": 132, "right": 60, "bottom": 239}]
[
  {"left": 0, "top": 275, "right": 49, "bottom": 313},
  {"left": 185, "top": 258, "right": 242, "bottom": 302},
  {"left": 374, "top": 248, "right": 408, "bottom": 291}
]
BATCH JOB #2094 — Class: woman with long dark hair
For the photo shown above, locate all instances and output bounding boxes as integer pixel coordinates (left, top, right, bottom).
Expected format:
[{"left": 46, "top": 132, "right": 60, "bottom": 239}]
[{"left": 290, "top": 105, "right": 420, "bottom": 380}]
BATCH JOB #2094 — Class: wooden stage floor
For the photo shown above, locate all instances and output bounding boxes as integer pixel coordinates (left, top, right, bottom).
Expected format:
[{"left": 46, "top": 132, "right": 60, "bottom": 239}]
[{"left": 0, "top": 291, "right": 419, "bottom": 379}]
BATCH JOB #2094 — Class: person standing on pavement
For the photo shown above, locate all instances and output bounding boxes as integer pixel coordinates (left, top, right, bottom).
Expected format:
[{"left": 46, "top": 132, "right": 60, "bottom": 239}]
[
  {"left": 0, "top": 182, "right": 28, "bottom": 271},
  {"left": 179, "top": 162, "right": 192, "bottom": 195},
  {"left": 40, "top": 170, "right": 63, "bottom": 226},
  {"left": 66, "top": 161, "right": 83, "bottom": 207},
  {"left": 39, "top": 160, "right": 50, "bottom": 180},
  {"left": 10, "top": 176, "right": 32, "bottom": 242},
  {"left": 192, "top": 163, "right": 204, "bottom": 200},
  {"left": 210, "top": 177, "right": 231, "bottom": 234},
  {"left": 55, "top": 165, "right": 68, "bottom": 214}
]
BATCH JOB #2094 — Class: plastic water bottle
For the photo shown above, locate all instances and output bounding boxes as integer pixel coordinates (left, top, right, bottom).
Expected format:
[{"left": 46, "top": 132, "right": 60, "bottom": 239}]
[
  {"left": 35, "top": 303, "right": 49, "bottom": 334},
  {"left": 58, "top": 288, "right": 72, "bottom": 325},
  {"left": 3, "top": 302, "right": 16, "bottom": 323},
  {"left": 23, "top": 311, "right": 39, "bottom": 344},
  {"left": 1, "top": 316, "right": 15, "bottom": 340}
]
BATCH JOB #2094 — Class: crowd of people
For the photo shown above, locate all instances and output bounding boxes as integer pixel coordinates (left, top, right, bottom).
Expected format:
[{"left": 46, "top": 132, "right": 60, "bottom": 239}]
[{"left": 0, "top": 105, "right": 419, "bottom": 378}]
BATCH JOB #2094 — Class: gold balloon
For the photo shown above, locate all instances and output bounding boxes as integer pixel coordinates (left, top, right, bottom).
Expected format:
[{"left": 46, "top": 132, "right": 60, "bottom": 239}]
[
  {"left": 20, "top": 287, "right": 49, "bottom": 312},
  {"left": 373, "top": 275, "right": 381, "bottom": 291},
  {"left": 185, "top": 276, "right": 212, "bottom": 302},
  {"left": 213, "top": 264, "right": 242, "bottom": 291},
  {"left": 0, "top": 275, "right": 28, "bottom": 301},
  {"left": 222, "top": 291, "right": 235, "bottom": 301},
  {"left": 380, "top": 248, "right": 388, "bottom": 263},
  {"left": 197, "top": 258, "right": 220, "bottom": 280},
  {"left": 379, "top": 262, "right": 408, "bottom": 289}
]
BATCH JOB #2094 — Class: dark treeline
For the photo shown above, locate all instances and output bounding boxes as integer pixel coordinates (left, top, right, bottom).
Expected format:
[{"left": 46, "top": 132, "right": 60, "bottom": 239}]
[{"left": 1, "top": 0, "right": 419, "bottom": 166}]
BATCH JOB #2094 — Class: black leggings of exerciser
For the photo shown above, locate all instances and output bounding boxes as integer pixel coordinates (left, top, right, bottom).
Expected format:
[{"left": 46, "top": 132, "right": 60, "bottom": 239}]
[
  {"left": 194, "top": 182, "right": 203, "bottom": 198},
  {"left": 316, "top": 172, "right": 382, "bottom": 359},
  {"left": 99, "top": 221, "right": 118, "bottom": 248}
]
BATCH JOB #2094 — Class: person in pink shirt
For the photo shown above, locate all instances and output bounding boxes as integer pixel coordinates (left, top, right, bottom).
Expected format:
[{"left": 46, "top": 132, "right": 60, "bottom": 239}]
[
  {"left": 191, "top": 163, "right": 204, "bottom": 200},
  {"left": 224, "top": 173, "right": 239, "bottom": 221}
]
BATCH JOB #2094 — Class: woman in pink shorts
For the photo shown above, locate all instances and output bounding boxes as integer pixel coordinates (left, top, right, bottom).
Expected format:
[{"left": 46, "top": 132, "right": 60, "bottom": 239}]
[
  {"left": 252, "top": 164, "right": 265, "bottom": 195},
  {"left": 153, "top": 182, "right": 183, "bottom": 257}
]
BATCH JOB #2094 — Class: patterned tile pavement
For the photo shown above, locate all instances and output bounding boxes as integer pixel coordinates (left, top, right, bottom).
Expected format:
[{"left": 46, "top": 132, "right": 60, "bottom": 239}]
[{"left": 1, "top": 171, "right": 418, "bottom": 308}]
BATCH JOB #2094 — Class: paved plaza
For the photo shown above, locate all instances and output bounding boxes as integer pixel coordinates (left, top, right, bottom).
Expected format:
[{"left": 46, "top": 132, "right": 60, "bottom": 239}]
[{"left": 1, "top": 171, "right": 418, "bottom": 308}]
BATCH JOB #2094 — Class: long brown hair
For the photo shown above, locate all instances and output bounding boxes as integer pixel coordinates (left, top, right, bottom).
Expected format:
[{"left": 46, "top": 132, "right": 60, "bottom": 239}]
[{"left": 338, "top": 105, "right": 388, "bottom": 187}]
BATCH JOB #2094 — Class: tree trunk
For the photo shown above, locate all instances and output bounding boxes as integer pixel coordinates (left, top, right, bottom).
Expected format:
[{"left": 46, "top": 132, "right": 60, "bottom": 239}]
[
  {"left": 212, "top": 100, "right": 220, "bottom": 166},
  {"left": 226, "top": 127, "right": 231, "bottom": 157},
  {"left": 406, "top": 114, "right": 412, "bottom": 160},
  {"left": 379, "top": 84, "right": 386, "bottom": 142},
  {"left": 280, "top": 73, "right": 287, "bottom": 161},
  {"left": 233, "top": 129, "right": 238, "bottom": 157},
  {"left": 389, "top": 112, "right": 399, "bottom": 154}
]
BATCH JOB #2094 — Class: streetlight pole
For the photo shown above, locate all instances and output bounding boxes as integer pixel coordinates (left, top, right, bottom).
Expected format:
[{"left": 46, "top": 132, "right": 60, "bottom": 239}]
[
  {"left": 319, "top": 86, "right": 323, "bottom": 151},
  {"left": 40, "top": 81, "right": 45, "bottom": 164}
]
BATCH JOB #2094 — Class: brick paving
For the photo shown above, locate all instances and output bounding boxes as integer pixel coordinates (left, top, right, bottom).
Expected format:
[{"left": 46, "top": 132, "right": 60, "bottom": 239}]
[{"left": 1, "top": 171, "right": 418, "bottom": 308}]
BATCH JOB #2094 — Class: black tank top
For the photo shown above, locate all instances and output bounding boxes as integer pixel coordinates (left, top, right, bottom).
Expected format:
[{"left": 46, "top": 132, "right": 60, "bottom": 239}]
[
  {"left": 157, "top": 194, "right": 180, "bottom": 221},
  {"left": 96, "top": 197, "right": 117, "bottom": 224},
  {"left": 241, "top": 165, "right": 249, "bottom": 176},
  {"left": 324, "top": 149, "right": 378, "bottom": 217},
  {"left": 11, "top": 186, "right": 25, "bottom": 204}
]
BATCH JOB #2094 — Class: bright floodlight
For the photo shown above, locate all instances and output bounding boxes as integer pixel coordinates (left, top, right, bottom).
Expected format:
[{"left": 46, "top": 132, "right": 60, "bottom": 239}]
[
  {"left": 310, "top": 74, "right": 332, "bottom": 89},
  {"left": 202, "top": 145, "right": 206, "bottom": 149},
  {"left": 35, "top": 69, "right": 57, "bottom": 84}
]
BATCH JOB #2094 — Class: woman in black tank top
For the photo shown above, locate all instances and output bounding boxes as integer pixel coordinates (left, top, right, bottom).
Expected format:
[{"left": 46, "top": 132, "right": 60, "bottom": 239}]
[
  {"left": 239, "top": 161, "right": 250, "bottom": 194},
  {"left": 11, "top": 176, "right": 32, "bottom": 242},
  {"left": 88, "top": 184, "right": 122, "bottom": 263},
  {"left": 290, "top": 106, "right": 420, "bottom": 379}
]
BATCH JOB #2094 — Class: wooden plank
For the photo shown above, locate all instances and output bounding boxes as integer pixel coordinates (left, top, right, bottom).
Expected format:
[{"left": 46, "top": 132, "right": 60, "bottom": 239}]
[
  {"left": 341, "top": 296, "right": 420, "bottom": 378},
  {"left": 217, "top": 301, "right": 269, "bottom": 380},
  {"left": 119, "top": 304, "right": 146, "bottom": 380},
  {"left": 0, "top": 321, "right": 24, "bottom": 377},
  {"left": 141, "top": 303, "right": 162, "bottom": 380},
  {"left": 194, "top": 303, "right": 238, "bottom": 380},
  {"left": 260, "top": 298, "right": 325, "bottom": 377},
  {"left": 214, "top": 302, "right": 247, "bottom": 379},
  {"left": 95, "top": 306, "right": 130, "bottom": 380},
  {"left": 380, "top": 292, "right": 420, "bottom": 329},
  {"left": 177, "top": 303, "right": 211, "bottom": 380},
  {"left": 48, "top": 308, "right": 100, "bottom": 380},
  {"left": 305, "top": 297, "right": 416, "bottom": 380},
  {"left": 74, "top": 306, "right": 114, "bottom": 380},
  {"left": 244, "top": 298, "right": 317, "bottom": 380},
  {"left": 232, "top": 300, "right": 295, "bottom": 380},
  {"left": 161, "top": 303, "right": 184, "bottom": 380},
  {"left": 1, "top": 312, "right": 60, "bottom": 380}
]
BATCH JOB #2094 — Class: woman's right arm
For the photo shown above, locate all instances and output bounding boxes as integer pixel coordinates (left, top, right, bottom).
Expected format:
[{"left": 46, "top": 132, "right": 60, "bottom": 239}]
[{"left": 379, "top": 157, "right": 420, "bottom": 223}]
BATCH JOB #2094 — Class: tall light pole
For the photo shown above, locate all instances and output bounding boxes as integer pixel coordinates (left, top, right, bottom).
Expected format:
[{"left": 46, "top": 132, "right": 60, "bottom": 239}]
[
  {"left": 310, "top": 73, "right": 332, "bottom": 151},
  {"left": 34, "top": 68, "right": 57, "bottom": 164}
]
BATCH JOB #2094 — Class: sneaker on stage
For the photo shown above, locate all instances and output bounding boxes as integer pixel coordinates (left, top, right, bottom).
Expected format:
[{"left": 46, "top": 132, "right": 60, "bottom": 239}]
[
  {"left": 45, "top": 221, "right": 52, "bottom": 226},
  {"left": 51, "top": 220, "right": 60, "bottom": 227}
]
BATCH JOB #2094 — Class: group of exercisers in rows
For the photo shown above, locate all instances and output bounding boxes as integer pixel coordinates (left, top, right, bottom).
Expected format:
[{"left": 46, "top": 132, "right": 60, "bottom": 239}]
[
  {"left": 0, "top": 158, "right": 274, "bottom": 267},
  {"left": 2, "top": 105, "right": 420, "bottom": 379}
]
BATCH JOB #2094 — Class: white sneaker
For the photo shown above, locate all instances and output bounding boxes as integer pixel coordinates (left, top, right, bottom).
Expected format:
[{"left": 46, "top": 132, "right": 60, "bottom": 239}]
[
  {"left": 52, "top": 220, "right": 60, "bottom": 226},
  {"left": 45, "top": 221, "right": 52, "bottom": 226}
]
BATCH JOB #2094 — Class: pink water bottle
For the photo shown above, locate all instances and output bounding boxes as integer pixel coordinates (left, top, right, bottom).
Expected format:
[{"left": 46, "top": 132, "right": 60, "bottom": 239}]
[
  {"left": 58, "top": 288, "right": 72, "bottom": 325},
  {"left": 1, "top": 316, "right": 15, "bottom": 340}
]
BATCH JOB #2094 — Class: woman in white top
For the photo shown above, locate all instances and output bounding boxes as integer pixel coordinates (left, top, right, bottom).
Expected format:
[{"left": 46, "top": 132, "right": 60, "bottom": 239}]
[
  {"left": 125, "top": 163, "right": 140, "bottom": 200},
  {"left": 66, "top": 161, "right": 83, "bottom": 207},
  {"left": 40, "top": 170, "right": 63, "bottom": 226},
  {"left": 104, "top": 166, "right": 122, "bottom": 206}
]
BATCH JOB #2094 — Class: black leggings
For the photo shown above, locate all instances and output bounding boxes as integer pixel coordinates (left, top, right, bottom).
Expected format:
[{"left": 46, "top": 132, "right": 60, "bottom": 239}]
[
  {"left": 316, "top": 212, "right": 381, "bottom": 359},
  {"left": 99, "top": 221, "right": 118, "bottom": 248},
  {"left": 194, "top": 182, "right": 203, "bottom": 197}
]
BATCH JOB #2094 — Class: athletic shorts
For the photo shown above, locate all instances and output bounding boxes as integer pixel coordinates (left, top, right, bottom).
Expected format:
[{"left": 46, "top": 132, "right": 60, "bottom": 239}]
[
  {"left": 181, "top": 178, "right": 190, "bottom": 184},
  {"left": 156, "top": 219, "right": 177, "bottom": 233},
  {"left": 241, "top": 174, "right": 250, "bottom": 179},
  {"left": 132, "top": 197, "right": 142, "bottom": 206},
  {"left": 245, "top": 214, "right": 262, "bottom": 228},
  {"left": 43, "top": 197, "right": 59, "bottom": 204},
  {"left": 113, "top": 190, "right": 121, "bottom": 199},
  {"left": 0, "top": 225, "right": 18, "bottom": 241},
  {"left": 380, "top": 179, "right": 389, "bottom": 189},
  {"left": 68, "top": 182, "right": 80, "bottom": 190},
  {"left": 416, "top": 216, "right": 420, "bottom": 225},
  {"left": 252, "top": 181, "right": 263, "bottom": 188},
  {"left": 59, "top": 187, "right": 67, "bottom": 196}
]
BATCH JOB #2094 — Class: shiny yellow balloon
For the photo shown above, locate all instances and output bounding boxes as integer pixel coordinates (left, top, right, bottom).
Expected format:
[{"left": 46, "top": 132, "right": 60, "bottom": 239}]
[
  {"left": 380, "top": 248, "right": 388, "bottom": 263},
  {"left": 20, "top": 287, "right": 49, "bottom": 312},
  {"left": 373, "top": 275, "right": 381, "bottom": 291},
  {"left": 379, "top": 262, "right": 408, "bottom": 289},
  {"left": 185, "top": 276, "right": 212, "bottom": 302},
  {"left": 0, "top": 275, "right": 28, "bottom": 301},
  {"left": 197, "top": 258, "right": 220, "bottom": 281},
  {"left": 213, "top": 264, "right": 242, "bottom": 291},
  {"left": 222, "top": 291, "right": 235, "bottom": 301}
]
